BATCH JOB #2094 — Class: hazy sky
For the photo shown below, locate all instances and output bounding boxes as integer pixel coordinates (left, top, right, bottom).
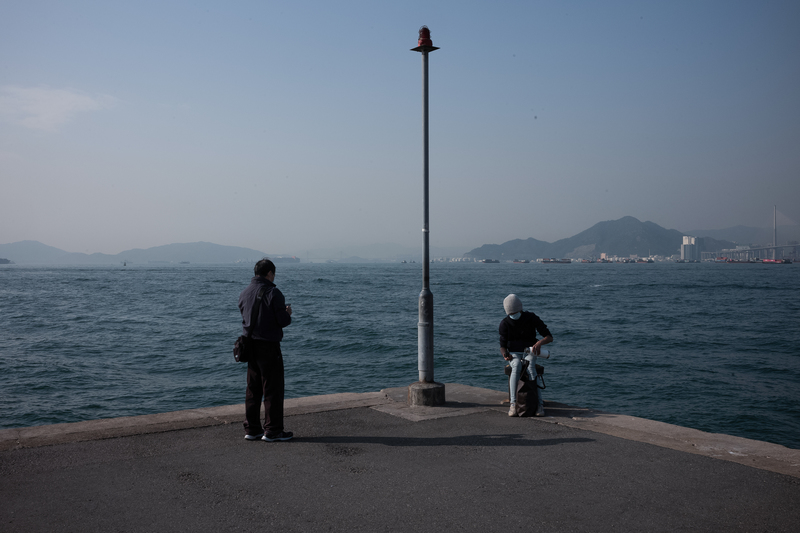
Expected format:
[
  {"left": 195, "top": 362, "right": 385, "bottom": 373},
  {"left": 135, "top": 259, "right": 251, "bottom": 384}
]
[{"left": 2, "top": 0, "right": 799, "bottom": 255}]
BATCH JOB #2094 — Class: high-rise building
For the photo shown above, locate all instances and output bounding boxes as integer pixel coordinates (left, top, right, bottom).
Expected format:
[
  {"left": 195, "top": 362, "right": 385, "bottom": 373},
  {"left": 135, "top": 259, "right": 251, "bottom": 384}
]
[{"left": 681, "top": 236, "right": 699, "bottom": 261}]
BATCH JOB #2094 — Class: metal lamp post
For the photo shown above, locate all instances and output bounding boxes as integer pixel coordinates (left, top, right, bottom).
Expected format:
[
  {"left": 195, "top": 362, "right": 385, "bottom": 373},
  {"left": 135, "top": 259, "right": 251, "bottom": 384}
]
[{"left": 408, "top": 26, "right": 445, "bottom": 406}]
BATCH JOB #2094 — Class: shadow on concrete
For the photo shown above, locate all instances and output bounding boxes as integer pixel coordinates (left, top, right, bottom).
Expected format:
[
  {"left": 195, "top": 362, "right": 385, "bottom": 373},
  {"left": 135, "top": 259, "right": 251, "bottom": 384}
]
[
  {"left": 381, "top": 384, "right": 605, "bottom": 421},
  {"left": 439, "top": 401, "right": 497, "bottom": 409},
  {"left": 293, "top": 434, "right": 596, "bottom": 447},
  {"left": 542, "top": 401, "right": 604, "bottom": 419},
  {"left": 492, "top": 400, "right": 605, "bottom": 420}
]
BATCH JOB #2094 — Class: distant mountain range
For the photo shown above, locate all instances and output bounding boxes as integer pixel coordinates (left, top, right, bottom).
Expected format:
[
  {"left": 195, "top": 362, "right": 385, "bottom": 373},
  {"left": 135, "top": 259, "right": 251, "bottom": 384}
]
[
  {"left": 0, "top": 241, "right": 295, "bottom": 265},
  {"left": 2, "top": 218, "right": 797, "bottom": 264},
  {"left": 465, "top": 216, "right": 744, "bottom": 260}
]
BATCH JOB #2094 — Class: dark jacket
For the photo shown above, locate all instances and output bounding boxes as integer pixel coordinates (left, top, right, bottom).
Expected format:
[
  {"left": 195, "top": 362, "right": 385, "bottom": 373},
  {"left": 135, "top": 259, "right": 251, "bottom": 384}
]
[
  {"left": 499, "top": 311, "right": 551, "bottom": 352},
  {"left": 238, "top": 277, "right": 292, "bottom": 342}
]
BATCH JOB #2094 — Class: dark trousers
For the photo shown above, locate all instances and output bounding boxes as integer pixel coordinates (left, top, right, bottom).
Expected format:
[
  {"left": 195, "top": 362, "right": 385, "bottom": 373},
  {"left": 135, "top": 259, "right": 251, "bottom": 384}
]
[{"left": 244, "top": 340, "right": 284, "bottom": 436}]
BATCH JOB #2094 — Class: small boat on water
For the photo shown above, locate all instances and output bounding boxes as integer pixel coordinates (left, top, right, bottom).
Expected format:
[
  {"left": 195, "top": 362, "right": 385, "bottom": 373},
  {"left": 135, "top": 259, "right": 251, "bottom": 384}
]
[
  {"left": 542, "top": 258, "right": 571, "bottom": 264},
  {"left": 482, "top": 259, "right": 500, "bottom": 263},
  {"left": 513, "top": 259, "right": 529, "bottom": 263}
]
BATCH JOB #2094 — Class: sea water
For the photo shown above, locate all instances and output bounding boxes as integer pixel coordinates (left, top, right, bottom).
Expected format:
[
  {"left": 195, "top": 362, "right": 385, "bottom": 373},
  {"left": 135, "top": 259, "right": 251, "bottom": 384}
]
[{"left": 1, "top": 262, "right": 798, "bottom": 449}]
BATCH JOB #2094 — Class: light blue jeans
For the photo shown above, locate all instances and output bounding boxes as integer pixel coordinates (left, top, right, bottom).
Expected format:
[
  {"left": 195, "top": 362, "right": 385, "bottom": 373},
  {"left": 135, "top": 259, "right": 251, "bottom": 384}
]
[{"left": 508, "top": 352, "right": 541, "bottom": 407}]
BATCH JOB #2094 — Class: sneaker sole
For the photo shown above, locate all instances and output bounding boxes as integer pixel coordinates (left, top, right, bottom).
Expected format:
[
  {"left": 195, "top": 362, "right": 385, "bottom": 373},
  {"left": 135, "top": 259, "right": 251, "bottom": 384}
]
[{"left": 244, "top": 434, "right": 264, "bottom": 440}]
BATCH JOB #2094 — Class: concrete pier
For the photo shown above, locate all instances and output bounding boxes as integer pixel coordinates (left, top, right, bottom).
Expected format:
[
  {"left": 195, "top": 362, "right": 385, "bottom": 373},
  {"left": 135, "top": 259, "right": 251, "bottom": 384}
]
[{"left": 1, "top": 384, "right": 798, "bottom": 532}]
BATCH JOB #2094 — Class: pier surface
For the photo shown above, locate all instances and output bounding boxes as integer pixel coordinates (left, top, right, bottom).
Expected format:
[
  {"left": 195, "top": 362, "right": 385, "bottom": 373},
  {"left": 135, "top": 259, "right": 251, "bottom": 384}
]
[{"left": 1, "top": 384, "right": 798, "bottom": 532}]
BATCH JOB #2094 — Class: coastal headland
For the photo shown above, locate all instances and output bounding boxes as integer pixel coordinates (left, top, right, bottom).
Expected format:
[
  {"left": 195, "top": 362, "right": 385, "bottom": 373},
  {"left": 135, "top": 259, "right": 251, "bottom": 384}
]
[{"left": 1, "top": 384, "right": 798, "bottom": 532}]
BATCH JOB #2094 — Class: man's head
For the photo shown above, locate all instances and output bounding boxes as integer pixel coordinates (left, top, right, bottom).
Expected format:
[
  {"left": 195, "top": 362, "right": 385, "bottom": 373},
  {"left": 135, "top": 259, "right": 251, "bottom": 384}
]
[
  {"left": 254, "top": 258, "right": 276, "bottom": 280},
  {"left": 503, "top": 294, "right": 523, "bottom": 316}
]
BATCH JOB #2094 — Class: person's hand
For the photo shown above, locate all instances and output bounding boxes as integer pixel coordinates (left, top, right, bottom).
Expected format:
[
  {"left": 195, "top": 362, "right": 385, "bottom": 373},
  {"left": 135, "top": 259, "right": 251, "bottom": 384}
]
[
  {"left": 501, "top": 349, "right": 512, "bottom": 361},
  {"left": 286, "top": 304, "right": 293, "bottom": 316},
  {"left": 531, "top": 343, "right": 541, "bottom": 356}
]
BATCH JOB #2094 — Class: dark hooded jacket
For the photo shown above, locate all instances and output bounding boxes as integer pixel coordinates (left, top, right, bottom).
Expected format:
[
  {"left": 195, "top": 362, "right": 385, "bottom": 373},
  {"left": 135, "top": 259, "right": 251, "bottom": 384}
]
[{"left": 238, "top": 276, "right": 292, "bottom": 342}]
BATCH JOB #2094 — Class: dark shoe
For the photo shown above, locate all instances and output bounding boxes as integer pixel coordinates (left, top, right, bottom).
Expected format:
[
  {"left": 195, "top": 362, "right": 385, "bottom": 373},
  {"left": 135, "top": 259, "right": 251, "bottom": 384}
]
[{"left": 262, "top": 431, "right": 293, "bottom": 442}]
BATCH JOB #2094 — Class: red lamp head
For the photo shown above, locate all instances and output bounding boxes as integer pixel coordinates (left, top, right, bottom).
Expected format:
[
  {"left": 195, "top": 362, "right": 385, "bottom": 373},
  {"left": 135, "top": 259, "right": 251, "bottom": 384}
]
[
  {"left": 418, "top": 26, "right": 433, "bottom": 47},
  {"left": 411, "top": 25, "right": 439, "bottom": 53}
]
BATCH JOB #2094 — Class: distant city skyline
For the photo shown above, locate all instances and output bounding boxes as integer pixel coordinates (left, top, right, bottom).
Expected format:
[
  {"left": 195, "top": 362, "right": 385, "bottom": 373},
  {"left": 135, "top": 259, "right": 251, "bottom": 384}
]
[{"left": 2, "top": 1, "right": 799, "bottom": 255}]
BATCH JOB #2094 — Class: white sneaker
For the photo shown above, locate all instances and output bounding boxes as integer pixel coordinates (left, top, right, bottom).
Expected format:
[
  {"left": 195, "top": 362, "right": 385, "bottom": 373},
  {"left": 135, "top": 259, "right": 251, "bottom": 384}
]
[{"left": 508, "top": 404, "right": 519, "bottom": 417}]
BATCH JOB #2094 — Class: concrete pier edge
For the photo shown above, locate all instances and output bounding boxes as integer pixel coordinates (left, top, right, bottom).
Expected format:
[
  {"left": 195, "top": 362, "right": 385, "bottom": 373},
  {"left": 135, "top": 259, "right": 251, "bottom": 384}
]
[{"left": 1, "top": 383, "right": 798, "bottom": 479}]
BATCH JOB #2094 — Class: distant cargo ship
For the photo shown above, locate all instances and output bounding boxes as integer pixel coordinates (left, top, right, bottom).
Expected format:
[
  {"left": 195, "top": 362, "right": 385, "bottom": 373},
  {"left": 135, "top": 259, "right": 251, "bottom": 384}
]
[
  {"left": 542, "top": 258, "right": 571, "bottom": 264},
  {"left": 481, "top": 259, "right": 500, "bottom": 263}
]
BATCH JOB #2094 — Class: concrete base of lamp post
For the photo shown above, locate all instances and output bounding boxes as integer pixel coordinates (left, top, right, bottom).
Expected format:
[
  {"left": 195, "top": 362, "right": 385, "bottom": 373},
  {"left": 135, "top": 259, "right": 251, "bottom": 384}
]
[{"left": 408, "top": 381, "right": 446, "bottom": 406}]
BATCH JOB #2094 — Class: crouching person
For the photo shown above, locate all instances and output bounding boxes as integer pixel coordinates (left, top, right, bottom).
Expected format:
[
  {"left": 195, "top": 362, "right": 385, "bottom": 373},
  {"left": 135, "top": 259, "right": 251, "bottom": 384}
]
[{"left": 499, "top": 294, "right": 553, "bottom": 417}]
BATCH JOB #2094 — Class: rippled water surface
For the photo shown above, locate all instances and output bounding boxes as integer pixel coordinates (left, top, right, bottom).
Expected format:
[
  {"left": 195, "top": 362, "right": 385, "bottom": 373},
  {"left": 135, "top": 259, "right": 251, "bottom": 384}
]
[{"left": 1, "top": 262, "right": 798, "bottom": 448}]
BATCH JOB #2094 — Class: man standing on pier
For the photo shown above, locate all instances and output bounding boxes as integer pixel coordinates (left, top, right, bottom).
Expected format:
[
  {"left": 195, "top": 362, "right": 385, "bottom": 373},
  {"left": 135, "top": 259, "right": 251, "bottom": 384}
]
[
  {"left": 499, "top": 294, "right": 553, "bottom": 417},
  {"left": 238, "top": 258, "right": 294, "bottom": 442}
]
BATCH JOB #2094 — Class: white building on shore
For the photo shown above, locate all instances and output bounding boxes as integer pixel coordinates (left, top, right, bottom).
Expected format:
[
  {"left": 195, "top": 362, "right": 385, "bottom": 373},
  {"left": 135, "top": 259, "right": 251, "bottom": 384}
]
[{"left": 681, "top": 236, "right": 700, "bottom": 261}]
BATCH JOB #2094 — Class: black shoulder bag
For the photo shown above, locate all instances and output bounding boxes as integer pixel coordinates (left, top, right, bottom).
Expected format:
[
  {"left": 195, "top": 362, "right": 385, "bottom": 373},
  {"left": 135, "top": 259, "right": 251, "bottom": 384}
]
[{"left": 233, "top": 286, "right": 267, "bottom": 363}]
